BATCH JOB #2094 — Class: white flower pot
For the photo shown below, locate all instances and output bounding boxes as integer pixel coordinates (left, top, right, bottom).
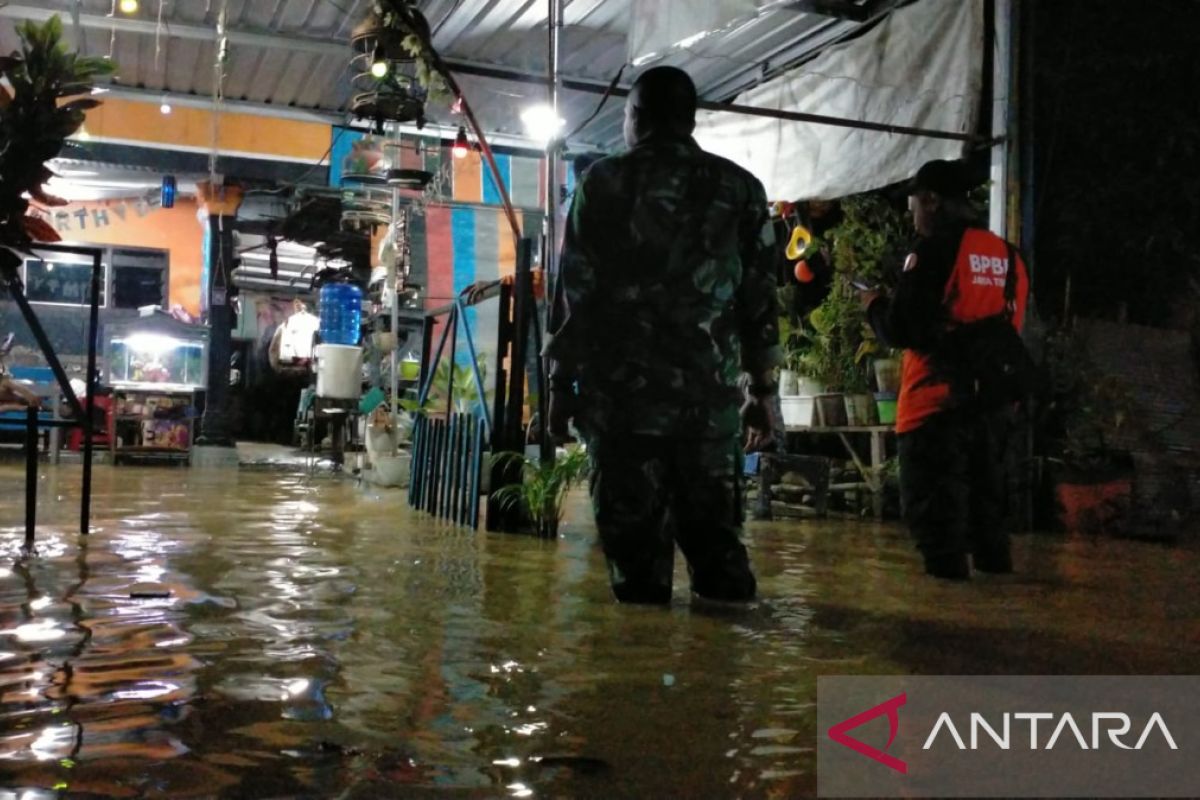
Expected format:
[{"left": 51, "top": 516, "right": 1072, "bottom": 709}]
[
  {"left": 778, "top": 369, "right": 800, "bottom": 397},
  {"left": 781, "top": 395, "right": 815, "bottom": 428}
]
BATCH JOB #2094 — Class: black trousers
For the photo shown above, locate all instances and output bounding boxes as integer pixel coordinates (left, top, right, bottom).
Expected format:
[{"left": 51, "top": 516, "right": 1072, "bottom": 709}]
[
  {"left": 898, "top": 407, "right": 1013, "bottom": 573},
  {"left": 586, "top": 435, "right": 756, "bottom": 604}
]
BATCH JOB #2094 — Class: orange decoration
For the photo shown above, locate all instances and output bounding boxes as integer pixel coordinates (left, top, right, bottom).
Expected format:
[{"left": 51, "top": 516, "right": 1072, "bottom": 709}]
[{"left": 794, "top": 260, "right": 815, "bottom": 284}]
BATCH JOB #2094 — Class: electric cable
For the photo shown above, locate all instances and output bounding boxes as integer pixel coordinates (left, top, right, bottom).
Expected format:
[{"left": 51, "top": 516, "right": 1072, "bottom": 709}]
[{"left": 560, "top": 62, "right": 628, "bottom": 145}]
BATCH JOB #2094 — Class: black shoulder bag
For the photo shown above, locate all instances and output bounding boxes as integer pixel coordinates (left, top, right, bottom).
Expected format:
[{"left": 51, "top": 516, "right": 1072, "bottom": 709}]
[{"left": 934, "top": 242, "right": 1038, "bottom": 409}]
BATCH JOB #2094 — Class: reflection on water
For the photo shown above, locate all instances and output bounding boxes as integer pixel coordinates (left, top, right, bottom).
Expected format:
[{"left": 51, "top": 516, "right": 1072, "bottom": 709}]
[{"left": 0, "top": 464, "right": 1197, "bottom": 797}]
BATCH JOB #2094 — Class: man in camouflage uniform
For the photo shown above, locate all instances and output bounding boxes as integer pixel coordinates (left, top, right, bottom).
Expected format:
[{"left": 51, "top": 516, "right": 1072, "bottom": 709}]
[{"left": 545, "top": 66, "right": 781, "bottom": 605}]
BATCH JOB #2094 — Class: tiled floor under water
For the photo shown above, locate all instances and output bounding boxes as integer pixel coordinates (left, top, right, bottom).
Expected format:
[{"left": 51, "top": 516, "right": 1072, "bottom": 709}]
[{"left": 0, "top": 463, "right": 1197, "bottom": 798}]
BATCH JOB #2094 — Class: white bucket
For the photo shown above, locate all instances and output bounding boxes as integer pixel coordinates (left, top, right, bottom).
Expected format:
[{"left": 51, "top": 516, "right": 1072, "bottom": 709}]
[
  {"left": 370, "top": 453, "right": 411, "bottom": 487},
  {"left": 315, "top": 344, "right": 363, "bottom": 399},
  {"left": 781, "top": 395, "right": 815, "bottom": 428}
]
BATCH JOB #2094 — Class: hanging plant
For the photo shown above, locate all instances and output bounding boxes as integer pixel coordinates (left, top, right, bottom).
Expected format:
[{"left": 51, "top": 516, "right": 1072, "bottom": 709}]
[
  {"left": 0, "top": 16, "right": 114, "bottom": 269},
  {"left": 371, "top": 1, "right": 451, "bottom": 102}
]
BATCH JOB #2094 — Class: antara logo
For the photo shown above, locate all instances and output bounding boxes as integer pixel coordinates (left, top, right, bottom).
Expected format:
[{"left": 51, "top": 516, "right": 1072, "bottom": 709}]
[
  {"left": 923, "top": 712, "right": 1178, "bottom": 751},
  {"left": 828, "top": 696, "right": 1178, "bottom": 776},
  {"left": 827, "top": 693, "right": 908, "bottom": 774}
]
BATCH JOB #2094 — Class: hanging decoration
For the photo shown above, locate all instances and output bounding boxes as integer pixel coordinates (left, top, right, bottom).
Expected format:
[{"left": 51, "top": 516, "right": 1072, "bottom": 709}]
[{"left": 27, "top": 192, "right": 170, "bottom": 235}]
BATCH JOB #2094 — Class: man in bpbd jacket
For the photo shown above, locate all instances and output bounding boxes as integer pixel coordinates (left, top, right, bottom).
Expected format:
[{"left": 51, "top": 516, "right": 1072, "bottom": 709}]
[{"left": 863, "top": 160, "right": 1030, "bottom": 580}]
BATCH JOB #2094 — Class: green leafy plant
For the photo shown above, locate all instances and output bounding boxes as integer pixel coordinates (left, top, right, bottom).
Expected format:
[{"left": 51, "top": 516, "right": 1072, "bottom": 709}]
[
  {"left": 828, "top": 194, "right": 911, "bottom": 289},
  {"left": 373, "top": 1, "right": 451, "bottom": 102},
  {"left": 400, "top": 357, "right": 489, "bottom": 416},
  {"left": 786, "top": 192, "right": 912, "bottom": 393},
  {"left": 490, "top": 447, "right": 590, "bottom": 539},
  {"left": 0, "top": 16, "right": 114, "bottom": 264},
  {"left": 1042, "top": 326, "right": 1143, "bottom": 475},
  {"left": 798, "top": 284, "right": 871, "bottom": 392}
]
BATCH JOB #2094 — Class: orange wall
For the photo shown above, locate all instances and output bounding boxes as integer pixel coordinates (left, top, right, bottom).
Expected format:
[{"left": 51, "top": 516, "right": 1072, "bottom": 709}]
[
  {"left": 32, "top": 199, "right": 205, "bottom": 316},
  {"left": 83, "top": 99, "right": 331, "bottom": 163}
]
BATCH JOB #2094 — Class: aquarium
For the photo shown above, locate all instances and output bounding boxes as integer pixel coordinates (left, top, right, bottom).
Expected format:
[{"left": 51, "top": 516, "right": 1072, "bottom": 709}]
[{"left": 104, "top": 314, "right": 209, "bottom": 391}]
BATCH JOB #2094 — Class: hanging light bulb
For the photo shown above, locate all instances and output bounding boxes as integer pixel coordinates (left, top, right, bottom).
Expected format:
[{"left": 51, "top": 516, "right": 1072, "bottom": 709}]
[
  {"left": 521, "top": 104, "right": 566, "bottom": 147},
  {"left": 118, "top": 0, "right": 140, "bottom": 14},
  {"left": 452, "top": 126, "right": 470, "bottom": 160},
  {"left": 370, "top": 45, "right": 389, "bottom": 79},
  {"left": 160, "top": 96, "right": 172, "bottom": 115}
]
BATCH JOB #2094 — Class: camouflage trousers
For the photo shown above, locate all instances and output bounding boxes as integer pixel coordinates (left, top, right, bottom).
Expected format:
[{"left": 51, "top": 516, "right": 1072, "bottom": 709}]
[
  {"left": 898, "top": 407, "right": 1014, "bottom": 577},
  {"left": 585, "top": 435, "right": 756, "bottom": 604}
]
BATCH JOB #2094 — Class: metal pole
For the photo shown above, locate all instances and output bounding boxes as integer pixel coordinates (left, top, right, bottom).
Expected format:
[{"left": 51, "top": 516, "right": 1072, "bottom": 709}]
[
  {"left": 25, "top": 407, "right": 37, "bottom": 550},
  {"left": 3, "top": 275, "right": 86, "bottom": 422},
  {"left": 445, "top": 305, "right": 458, "bottom": 419},
  {"left": 541, "top": 0, "right": 564, "bottom": 468},
  {"left": 544, "top": 0, "right": 564, "bottom": 282},
  {"left": 989, "top": 0, "right": 1013, "bottom": 237},
  {"left": 81, "top": 248, "right": 101, "bottom": 535},
  {"left": 389, "top": 168, "right": 401, "bottom": 432}
]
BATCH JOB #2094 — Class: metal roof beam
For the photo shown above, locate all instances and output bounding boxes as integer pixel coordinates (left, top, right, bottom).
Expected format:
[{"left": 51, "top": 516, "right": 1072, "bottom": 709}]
[
  {"left": 786, "top": 0, "right": 904, "bottom": 22},
  {"left": 787, "top": 0, "right": 873, "bottom": 22},
  {"left": 442, "top": 61, "right": 983, "bottom": 143},
  {"left": 0, "top": 3, "right": 346, "bottom": 57}
]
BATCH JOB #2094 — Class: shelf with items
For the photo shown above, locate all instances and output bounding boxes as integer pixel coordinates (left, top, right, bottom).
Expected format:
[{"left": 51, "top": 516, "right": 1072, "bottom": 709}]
[{"left": 108, "top": 389, "right": 197, "bottom": 464}]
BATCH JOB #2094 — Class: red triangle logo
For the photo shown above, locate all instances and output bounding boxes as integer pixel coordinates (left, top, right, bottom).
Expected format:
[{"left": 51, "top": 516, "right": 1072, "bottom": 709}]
[{"left": 827, "top": 692, "right": 908, "bottom": 774}]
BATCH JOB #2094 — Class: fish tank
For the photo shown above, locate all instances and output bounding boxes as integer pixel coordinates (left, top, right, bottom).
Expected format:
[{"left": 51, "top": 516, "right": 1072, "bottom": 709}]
[{"left": 104, "top": 312, "right": 209, "bottom": 391}]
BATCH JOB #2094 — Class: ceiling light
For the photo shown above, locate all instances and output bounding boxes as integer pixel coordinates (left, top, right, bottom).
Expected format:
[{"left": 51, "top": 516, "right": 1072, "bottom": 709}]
[
  {"left": 118, "top": 0, "right": 139, "bottom": 14},
  {"left": 520, "top": 104, "right": 565, "bottom": 147},
  {"left": 452, "top": 126, "right": 470, "bottom": 160}
]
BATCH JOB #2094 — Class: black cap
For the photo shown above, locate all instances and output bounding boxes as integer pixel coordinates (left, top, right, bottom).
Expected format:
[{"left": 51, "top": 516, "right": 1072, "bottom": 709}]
[{"left": 904, "top": 159, "right": 975, "bottom": 197}]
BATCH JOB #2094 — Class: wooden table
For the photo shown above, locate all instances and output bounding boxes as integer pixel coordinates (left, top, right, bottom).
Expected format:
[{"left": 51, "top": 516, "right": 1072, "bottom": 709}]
[{"left": 783, "top": 424, "right": 895, "bottom": 518}]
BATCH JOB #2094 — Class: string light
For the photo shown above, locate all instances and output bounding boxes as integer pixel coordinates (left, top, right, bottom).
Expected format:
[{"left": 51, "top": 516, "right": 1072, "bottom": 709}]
[{"left": 452, "top": 127, "right": 470, "bottom": 159}]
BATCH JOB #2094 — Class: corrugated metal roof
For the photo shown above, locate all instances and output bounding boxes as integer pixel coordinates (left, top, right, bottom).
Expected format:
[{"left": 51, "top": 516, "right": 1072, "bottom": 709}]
[{"left": 2, "top": 0, "right": 881, "bottom": 148}]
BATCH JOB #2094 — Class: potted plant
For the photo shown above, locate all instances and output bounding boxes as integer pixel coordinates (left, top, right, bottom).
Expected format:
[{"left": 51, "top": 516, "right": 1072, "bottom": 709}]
[
  {"left": 490, "top": 447, "right": 590, "bottom": 538},
  {"left": 400, "top": 357, "right": 489, "bottom": 418},
  {"left": 1, "top": 17, "right": 114, "bottom": 262},
  {"left": 1041, "top": 327, "right": 1141, "bottom": 535},
  {"left": 795, "top": 193, "right": 908, "bottom": 427}
]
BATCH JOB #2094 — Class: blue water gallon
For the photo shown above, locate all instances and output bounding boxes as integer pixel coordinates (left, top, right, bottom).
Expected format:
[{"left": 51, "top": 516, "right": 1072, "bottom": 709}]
[{"left": 319, "top": 282, "right": 363, "bottom": 346}]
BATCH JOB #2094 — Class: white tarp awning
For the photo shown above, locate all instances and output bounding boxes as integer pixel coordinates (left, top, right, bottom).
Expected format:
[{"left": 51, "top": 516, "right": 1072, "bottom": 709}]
[
  {"left": 693, "top": 0, "right": 984, "bottom": 201},
  {"left": 629, "top": 0, "right": 767, "bottom": 65}
]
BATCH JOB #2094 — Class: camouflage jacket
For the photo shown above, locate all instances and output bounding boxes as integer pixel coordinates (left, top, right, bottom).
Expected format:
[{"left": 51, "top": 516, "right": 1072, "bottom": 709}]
[{"left": 544, "top": 136, "right": 781, "bottom": 439}]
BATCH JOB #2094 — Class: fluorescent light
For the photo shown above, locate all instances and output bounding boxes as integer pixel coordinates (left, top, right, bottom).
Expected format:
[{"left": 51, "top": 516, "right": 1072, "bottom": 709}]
[
  {"left": 117, "top": 334, "right": 183, "bottom": 356},
  {"left": 520, "top": 104, "right": 565, "bottom": 147}
]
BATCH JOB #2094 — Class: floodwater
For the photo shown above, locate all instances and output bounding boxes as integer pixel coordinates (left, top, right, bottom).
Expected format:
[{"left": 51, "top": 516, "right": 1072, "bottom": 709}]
[{"left": 1, "top": 464, "right": 1198, "bottom": 799}]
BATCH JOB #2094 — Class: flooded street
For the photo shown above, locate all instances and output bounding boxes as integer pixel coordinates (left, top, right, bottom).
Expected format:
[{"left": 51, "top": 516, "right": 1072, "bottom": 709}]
[{"left": 0, "top": 464, "right": 1197, "bottom": 798}]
